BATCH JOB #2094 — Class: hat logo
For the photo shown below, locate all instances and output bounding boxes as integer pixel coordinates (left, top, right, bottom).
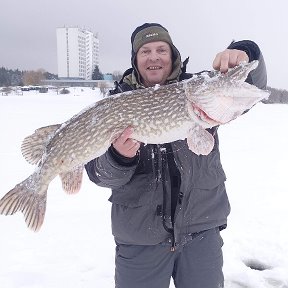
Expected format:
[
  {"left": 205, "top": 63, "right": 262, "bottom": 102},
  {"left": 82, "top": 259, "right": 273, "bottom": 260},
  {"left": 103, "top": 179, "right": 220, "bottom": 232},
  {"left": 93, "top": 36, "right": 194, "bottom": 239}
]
[{"left": 145, "top": 32, "right": 159, "bottom": 38}]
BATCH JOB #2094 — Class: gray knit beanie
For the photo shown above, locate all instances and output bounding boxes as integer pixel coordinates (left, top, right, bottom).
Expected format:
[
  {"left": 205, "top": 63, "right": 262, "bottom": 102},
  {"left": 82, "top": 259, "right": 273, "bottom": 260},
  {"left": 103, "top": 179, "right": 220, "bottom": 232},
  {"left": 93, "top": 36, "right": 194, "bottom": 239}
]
[{"left": 131, "top": 23, "right": 182, "bottom": 83}]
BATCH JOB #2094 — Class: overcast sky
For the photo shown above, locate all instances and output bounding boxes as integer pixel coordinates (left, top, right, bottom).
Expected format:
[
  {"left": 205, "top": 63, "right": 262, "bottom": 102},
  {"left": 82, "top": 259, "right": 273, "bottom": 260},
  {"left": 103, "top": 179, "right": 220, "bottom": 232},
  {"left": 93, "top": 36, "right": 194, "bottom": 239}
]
[{"left": 1, "top": 0, "right": 288, "bottom": 89}]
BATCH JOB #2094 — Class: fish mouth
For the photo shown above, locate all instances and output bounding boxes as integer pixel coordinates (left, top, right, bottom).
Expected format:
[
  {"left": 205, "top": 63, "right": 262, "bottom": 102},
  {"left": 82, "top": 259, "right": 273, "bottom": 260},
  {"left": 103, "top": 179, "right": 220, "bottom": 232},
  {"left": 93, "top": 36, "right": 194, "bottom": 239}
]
[{"left": 191, "top": 103, "right": 220, "bottom": 126}]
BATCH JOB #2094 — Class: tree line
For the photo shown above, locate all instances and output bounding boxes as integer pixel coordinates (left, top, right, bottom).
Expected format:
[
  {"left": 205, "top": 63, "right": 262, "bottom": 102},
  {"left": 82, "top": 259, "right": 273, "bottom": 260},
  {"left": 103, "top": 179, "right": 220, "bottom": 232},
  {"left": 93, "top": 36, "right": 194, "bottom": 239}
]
[
  {"left": 0, "top": 67, "right": 57, "bottom": 87},
  {"left": 0, "top": 66, "right": 122, "bottom": 87},
  {"left": 262, "top": 86, "right": 288, "bottom": 104},
  {"left": 1, "top": 67, "right": 288, "bottom": 104}
]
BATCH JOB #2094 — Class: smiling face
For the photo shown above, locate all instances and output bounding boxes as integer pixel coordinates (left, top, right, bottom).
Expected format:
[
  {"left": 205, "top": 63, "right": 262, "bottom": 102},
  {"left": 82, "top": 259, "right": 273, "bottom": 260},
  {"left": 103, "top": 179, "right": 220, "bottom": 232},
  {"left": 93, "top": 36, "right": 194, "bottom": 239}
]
[{"left": 136, "top": 41, "right": 173, "bottom": 87}]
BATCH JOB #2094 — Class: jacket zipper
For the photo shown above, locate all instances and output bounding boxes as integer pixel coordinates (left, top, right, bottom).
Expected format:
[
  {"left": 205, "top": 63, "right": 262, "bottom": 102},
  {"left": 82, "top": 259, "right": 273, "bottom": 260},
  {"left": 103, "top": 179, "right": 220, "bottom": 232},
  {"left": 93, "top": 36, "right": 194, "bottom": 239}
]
[{"left": 158, "top": 144, "right": 177, "bottom": 252}]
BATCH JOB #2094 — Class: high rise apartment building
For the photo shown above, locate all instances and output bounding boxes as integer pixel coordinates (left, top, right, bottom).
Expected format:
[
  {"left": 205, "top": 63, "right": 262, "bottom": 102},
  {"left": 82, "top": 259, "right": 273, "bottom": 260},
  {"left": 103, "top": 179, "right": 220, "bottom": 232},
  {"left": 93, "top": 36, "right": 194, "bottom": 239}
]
[{"left": 56, "top": 27, "right": 99, "bottom": 80}]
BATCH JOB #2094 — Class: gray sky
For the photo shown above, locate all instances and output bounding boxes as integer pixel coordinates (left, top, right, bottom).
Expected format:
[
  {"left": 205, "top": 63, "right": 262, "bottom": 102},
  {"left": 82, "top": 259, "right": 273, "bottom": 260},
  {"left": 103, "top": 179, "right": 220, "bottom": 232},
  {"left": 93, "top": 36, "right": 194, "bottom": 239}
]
[{"left": 1, "top": 0, "right": 288, "bottom": 89}]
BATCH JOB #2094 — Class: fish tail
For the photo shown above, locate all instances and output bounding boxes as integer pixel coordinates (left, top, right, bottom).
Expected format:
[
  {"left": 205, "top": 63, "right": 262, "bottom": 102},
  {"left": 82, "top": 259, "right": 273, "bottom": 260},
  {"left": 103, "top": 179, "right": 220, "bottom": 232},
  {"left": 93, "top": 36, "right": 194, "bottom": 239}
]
[{"left": 0, "top": 174, "right": 47, "bottom": 232}]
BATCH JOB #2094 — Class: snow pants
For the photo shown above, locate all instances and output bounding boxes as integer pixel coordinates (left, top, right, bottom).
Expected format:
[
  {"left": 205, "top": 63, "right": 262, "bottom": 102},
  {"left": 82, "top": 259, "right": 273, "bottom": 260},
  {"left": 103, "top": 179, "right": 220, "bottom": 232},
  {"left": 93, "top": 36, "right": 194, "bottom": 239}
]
[{"left": 115, "top": 228, "right": 224, "bottom": 288}]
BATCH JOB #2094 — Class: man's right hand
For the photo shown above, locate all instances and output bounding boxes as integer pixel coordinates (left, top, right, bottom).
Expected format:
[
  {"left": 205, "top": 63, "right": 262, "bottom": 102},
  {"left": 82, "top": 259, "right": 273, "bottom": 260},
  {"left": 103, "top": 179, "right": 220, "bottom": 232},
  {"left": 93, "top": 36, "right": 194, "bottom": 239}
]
[{"left": 112, "top": 127, "right": 141, "bottom": 158}]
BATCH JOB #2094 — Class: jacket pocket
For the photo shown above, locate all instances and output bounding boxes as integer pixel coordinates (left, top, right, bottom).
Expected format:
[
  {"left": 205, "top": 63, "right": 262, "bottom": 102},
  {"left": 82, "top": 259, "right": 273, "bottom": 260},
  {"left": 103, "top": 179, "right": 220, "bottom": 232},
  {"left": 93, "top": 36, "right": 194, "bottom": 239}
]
[{"left": 108, "top": 173, "right": 157, "bottom": 208}]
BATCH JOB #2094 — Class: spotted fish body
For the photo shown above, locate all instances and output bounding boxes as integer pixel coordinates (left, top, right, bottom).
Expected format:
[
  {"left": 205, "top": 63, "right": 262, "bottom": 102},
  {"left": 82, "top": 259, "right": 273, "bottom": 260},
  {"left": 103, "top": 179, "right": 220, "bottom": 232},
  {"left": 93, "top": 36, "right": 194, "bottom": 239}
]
[{"left": 0, "top": 61, "right": 269, "bottom": 231}]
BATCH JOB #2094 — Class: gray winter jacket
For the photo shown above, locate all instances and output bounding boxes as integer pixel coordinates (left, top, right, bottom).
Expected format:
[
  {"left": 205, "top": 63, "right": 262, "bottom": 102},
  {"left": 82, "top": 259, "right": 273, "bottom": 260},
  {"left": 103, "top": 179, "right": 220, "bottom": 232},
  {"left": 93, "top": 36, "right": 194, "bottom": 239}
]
[{"left": 85, "top": 40, "right": 267, "bottom": 248}]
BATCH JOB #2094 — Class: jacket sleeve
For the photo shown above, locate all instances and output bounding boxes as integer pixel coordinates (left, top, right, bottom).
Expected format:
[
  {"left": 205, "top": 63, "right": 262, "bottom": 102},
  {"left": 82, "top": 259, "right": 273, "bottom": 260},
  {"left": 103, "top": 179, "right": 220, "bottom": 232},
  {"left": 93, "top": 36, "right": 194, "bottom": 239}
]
[
  {"left": 85, "top": 146, "right": 138, "bottom": 189},
  {"left": 228, "top": 40, "right": 267, "bottom": 89}
]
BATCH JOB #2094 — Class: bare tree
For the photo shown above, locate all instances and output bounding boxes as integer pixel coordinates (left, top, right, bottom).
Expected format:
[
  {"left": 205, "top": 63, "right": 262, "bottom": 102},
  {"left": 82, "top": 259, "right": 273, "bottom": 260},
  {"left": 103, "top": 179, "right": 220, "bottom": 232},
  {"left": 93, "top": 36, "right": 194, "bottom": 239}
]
[
  {"left": 98, "top": 81, "right": 111, "bottom": 97},
  {"left": 112, "top": 70, "right": 123, "bottom": 81},
  {"left": 22, "top": 69, "right": 45, "bottom": 86}
]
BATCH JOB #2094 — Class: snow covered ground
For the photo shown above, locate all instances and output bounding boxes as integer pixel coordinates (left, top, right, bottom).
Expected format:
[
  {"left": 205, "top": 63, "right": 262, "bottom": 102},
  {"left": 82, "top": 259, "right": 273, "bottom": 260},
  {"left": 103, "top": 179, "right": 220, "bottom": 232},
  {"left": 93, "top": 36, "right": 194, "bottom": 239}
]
[{"left": 0, "top": 88, "right": 287, "bottom": 288}]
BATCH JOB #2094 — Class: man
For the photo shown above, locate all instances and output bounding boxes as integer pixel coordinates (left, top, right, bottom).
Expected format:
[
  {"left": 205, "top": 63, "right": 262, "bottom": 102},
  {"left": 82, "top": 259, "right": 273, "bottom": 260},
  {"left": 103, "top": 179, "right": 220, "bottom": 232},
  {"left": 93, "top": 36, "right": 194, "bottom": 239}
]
[{"left": 85, "top": 23, "right": 267, "bottom": 288}]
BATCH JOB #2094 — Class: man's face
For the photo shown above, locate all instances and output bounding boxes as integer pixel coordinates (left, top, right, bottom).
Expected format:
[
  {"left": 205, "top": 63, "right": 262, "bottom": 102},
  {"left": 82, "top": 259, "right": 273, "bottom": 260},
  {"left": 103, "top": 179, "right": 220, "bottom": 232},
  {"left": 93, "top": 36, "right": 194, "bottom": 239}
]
[{"left": 136, "top": 41, "right": 173, "bottom": 87}]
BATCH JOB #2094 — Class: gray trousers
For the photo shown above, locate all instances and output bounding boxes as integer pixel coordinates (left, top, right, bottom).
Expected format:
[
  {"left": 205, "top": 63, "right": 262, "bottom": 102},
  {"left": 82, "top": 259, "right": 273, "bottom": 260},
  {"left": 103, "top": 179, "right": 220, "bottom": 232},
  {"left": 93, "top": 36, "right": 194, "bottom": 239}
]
[{"left": 115, "top": 228, "right": 224, "bottom": 288}]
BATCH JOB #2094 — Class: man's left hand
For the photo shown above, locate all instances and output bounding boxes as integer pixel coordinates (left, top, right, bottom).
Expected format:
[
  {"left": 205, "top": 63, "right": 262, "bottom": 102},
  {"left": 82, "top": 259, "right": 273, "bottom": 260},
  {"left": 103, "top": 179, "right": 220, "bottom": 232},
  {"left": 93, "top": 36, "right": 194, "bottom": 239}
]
[{"left": 213, "top": 49, "right": 249, "bottom": 73}]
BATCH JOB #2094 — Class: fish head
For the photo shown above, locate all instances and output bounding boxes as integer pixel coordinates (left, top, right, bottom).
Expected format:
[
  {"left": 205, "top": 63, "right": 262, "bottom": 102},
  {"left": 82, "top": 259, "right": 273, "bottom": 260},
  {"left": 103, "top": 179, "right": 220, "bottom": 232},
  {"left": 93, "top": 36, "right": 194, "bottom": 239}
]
[{"left": 184, "top": 60, "right": 270, "bottom": 125}]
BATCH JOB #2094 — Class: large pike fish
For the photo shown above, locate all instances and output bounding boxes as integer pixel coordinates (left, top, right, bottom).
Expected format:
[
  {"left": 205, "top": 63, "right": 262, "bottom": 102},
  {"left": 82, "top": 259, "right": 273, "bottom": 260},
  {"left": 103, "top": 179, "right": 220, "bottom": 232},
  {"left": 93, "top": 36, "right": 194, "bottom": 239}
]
[{"left": 0, "top": 60, "right": 269, "bottom": 231}]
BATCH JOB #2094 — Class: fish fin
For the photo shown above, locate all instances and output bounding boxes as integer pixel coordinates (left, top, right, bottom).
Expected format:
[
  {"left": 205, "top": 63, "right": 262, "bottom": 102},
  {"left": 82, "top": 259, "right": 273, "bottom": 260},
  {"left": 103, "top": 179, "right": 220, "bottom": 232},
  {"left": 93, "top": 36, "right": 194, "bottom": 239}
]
[
  {"left": 21, "top": 124, "right": 61, "bottom": 165},
  {"left": 0, "top": 175, "right": 47, "bottom": 232},
  {"left": 59, "top": 165, "right": 84, "bottom": 194},
  {"left": 187, "top": 126, "right": 215, "bottom": 155},
  {"left": 224, "top": 60, "right": 258, "bottom": 82}
]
